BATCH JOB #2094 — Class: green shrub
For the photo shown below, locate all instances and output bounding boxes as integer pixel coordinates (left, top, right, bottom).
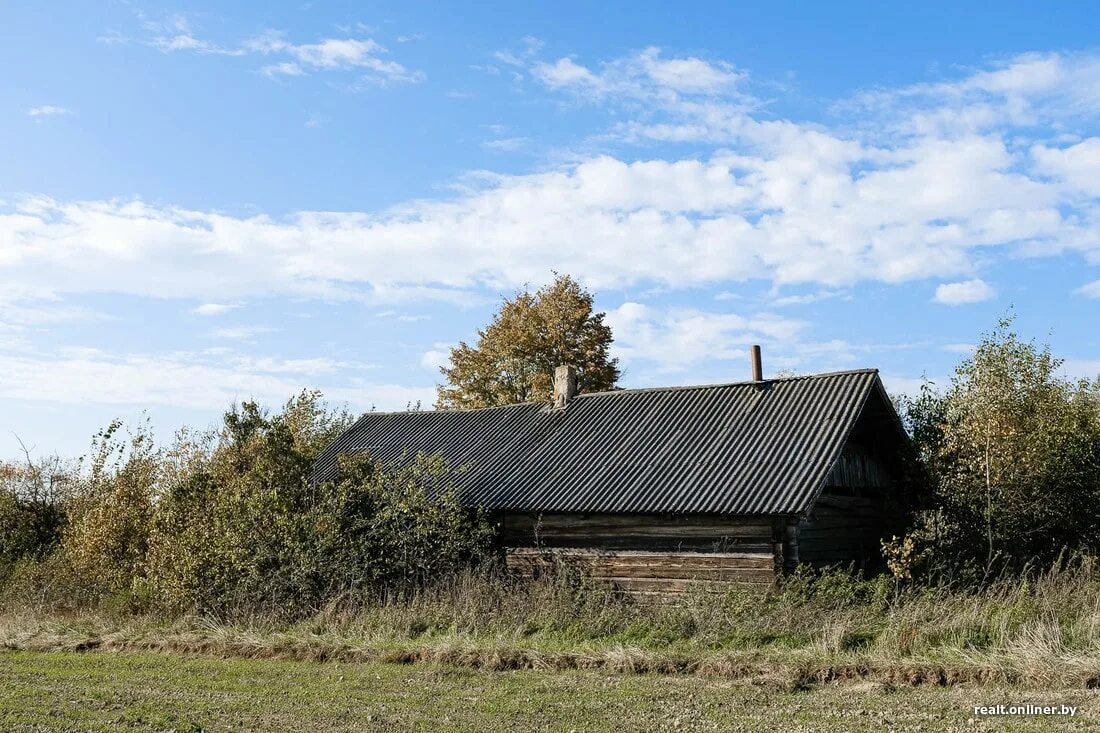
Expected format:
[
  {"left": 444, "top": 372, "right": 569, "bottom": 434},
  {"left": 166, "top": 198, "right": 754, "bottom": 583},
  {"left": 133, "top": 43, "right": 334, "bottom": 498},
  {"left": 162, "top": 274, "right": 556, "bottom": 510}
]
[
  {"left": 898, "top": 317, "right": 1100, "bottom": 578},
  {"left": 0, "top": 455, "right": 69, "bottom": 583}
]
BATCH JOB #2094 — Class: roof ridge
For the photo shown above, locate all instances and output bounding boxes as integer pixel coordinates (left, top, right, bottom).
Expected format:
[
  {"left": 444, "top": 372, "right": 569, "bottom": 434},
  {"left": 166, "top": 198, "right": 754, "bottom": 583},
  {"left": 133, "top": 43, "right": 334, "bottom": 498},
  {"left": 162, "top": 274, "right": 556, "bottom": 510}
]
[
  {"left": 574, "top": 368, "right": 879, "bottom": 399},
  {"left": 354, "top": 368, "right": 879, "bottom": 416}
]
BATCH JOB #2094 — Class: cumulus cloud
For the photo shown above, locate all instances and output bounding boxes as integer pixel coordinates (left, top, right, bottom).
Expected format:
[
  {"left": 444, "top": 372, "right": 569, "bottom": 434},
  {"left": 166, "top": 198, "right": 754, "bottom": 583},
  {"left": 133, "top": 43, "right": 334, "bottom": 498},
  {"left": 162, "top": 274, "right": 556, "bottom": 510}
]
[
  {"left": 3, "top": 50, "right": 1099, "bottom": 337},
  {"left": 193, "top": 303, "right": 238, "bottom": 316},
  {"left": 606, "top": 302, "right": 805, "bottom": 372},
  {"left": 27, "top": 105, "right": 74, "bottom": 119},
  {"left": 420, "top": 346, "right": 450, "bottom": 371},
  {"left": 1077, "top": 279, "right": 1100, "bottom": 298},
  {"left": 933, "top": 279, "right": 996, "bottom": 305},
  {"left": 1033, "top": 138, "right": 1100, "bottom": 197},
  {"left": 0, "top": 348, "right": 428, "bottom": 410},
  {"left": 1, "top": 132, "right": 1090, "bottom": 307}
]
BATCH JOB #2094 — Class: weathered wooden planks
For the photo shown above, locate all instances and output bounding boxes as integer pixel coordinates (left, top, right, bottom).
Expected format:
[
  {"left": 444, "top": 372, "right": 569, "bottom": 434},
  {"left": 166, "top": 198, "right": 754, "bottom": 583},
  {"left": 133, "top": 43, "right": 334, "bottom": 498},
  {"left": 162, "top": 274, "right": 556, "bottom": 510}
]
[
  {"left": 505, "top": 547, "right": 776, "bottom": 591},
  {"left": 499, "top": 512, "right": 774, "bottom": 552},
  {"left": 795, "top": 491, "right": 886, "bottom": 567}
]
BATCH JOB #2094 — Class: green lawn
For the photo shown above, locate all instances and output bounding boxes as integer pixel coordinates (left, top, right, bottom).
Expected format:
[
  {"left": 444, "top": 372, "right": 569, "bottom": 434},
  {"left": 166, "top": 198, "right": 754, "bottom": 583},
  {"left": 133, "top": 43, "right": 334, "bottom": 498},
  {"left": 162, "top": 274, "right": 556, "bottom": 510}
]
[{"left": 1, "top": 650, "right": 1097, "bottom": 732}]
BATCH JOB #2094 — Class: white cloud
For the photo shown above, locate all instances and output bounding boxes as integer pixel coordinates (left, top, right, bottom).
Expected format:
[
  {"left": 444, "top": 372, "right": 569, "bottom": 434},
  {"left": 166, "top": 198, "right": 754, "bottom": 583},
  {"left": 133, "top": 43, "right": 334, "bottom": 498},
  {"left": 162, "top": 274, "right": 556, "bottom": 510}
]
[
  {"left": 606, "top": 302, "right": 805, "bottom": 372},
  {"left": 207, "top": 325, "right": 275, "bottom": 340},
  {"left": 482, "top": 137, "right": 529, "bottom": 151},
  {"left": 193, "top": 303, "right": 238, "bottom": 316},
  {"left": 1033, "top": 138, "right": 1100, "bottom": 197},
  {"left": 601, "top": 301, "right": 881, "bottom": 381},
  {"left": 3, "top": 52, "right": 1098, "bottom": 324},
  {"left": 228, "top": 356, "right": 354, "bottom": 375},
  {"left": 262, "top": 61, "right": 304, "bottom": 77},
  {"left": 933, "top": 279, "right": 996, "bottom": 305},
  {"left": 0, "top": 348, "right": 425, "bottom": 411},
  {"left": 420, "top": 345, "right": 450, "bottom": 371},
  {"left": 1077, "top": 279, "right": 1100, "bottom": 298},
  {"left": 151, "top": 34, "right": 241, "bottom": 55},
  {"left": 27, "top": 106, "right": 74, "bottom": 119},
  {"left": 1061, "top": 359, "right": 1100, "bottom": 382},
  {"left": 768, "top": 290, "right": 847, "bottom": 307},
  {"left": 532, "top": 47, "right": 742, "bottom": 104},
  {"left": 534, "top": 57, "right": 601, "bottom": 89},
  {"left": 1, "top": 131, "right": 1087, "bottom": 307},
  {"left": 129, "top": 16, "right": 422, "bottom": 85},
  {"left": 880, "top": 373, "right": 943, "bottom": 399},
  {"left": 840, "top": 52, "right": 1100, "bottom": 139},
  {"left": 247, "top": 33, "right": 424, "bottom": 84}
]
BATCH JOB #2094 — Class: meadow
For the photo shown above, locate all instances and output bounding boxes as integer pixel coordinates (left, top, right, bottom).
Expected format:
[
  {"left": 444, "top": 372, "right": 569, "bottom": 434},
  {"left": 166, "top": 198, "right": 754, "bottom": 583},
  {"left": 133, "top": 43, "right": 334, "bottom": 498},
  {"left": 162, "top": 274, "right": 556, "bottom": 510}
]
[
  {"left": 2, "top": 647, "right": 1095, "bottom": 732},
  {"left": 4, "top": 559, "right": 1100, "bottom": 731}
]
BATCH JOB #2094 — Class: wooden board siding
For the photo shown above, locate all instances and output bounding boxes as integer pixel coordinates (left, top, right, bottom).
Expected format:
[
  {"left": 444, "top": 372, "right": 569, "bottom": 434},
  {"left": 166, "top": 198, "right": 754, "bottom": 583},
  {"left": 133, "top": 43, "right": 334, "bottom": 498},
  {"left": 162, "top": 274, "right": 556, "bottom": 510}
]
[
  {"left": 506, "top": 548, "right": 776, "bottom": 592},
  {"left": 794, "top": 492, "right": 885, "bottom": 567},
  {"left": 499, "top": 512, "right": 775, "bottom": 553},
  {"left": 827, "top": 443, "right": 890, "bottom": 490}
]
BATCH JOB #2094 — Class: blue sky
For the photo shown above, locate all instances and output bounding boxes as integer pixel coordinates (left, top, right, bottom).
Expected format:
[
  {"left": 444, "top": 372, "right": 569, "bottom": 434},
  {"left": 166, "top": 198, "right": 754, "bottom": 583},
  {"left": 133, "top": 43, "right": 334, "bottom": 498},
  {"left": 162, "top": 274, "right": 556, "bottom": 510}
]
[{"left": 2, "top": 1, "right": 1099, "bottom": 459}]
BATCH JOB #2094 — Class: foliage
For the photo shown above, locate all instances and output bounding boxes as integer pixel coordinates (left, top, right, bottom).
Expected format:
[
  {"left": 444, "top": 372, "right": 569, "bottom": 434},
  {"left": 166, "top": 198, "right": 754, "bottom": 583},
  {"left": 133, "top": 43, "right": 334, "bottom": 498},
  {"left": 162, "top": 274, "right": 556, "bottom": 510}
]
[
  {"left": 305, "top": 453, "right": 494, "bottom": 603},
  {"left": 61, "top": 421, "right": 158, "bottom": 602},
  {"left": 0, "top": 390, "right": 493, "bottom": 619},
  {"left": 145, "top": 391, "right": 353, "bottom": 616},
  {"left": 0, "top": 453, "right": 70, "bottom": 580},
  {"left": 896, "top": 316, "right": 1100, "bottom": 577},
  {"left": 436, "top": 273, "right": 620, "bottom": 409}
]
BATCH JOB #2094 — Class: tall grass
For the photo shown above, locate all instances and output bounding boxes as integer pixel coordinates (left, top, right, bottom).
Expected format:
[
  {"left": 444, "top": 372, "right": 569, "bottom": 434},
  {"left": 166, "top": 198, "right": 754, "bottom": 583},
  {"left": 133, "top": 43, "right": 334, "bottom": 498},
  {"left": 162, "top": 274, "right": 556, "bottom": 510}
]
[{"left": 4, "top": 556, "right": 1099, "bottom": 687}]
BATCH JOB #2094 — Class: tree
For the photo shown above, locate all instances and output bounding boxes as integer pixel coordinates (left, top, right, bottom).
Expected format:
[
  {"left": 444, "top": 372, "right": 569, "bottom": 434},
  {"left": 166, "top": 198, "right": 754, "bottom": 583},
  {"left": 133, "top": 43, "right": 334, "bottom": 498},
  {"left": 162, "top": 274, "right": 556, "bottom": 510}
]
[
  {"left": 436, "top": 274, "right": 620, "bottom": 409},
  {"left": 897, "top": 316, "right": 1100, "bottom": 577}
]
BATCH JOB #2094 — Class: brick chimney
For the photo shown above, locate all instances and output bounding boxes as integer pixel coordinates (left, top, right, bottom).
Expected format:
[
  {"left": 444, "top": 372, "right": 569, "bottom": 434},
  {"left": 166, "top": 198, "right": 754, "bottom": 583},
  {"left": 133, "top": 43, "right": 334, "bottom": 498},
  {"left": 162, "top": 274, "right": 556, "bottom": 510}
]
[
  {"left": 751, "top": 345, "right": 763, "bottom": 381},
  {"left": 552, "top": 365, "right": 578, "bottom": 408}
]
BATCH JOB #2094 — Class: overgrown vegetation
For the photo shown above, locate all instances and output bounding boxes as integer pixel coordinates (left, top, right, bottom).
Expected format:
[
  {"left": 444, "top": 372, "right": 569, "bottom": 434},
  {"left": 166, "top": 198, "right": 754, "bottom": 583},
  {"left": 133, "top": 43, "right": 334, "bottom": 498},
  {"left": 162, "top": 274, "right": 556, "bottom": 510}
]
[
  {"left": 891, "top": 316, "right": 1100, "bottom": 580},
  {"left": 2, "top": 315, "right": 1099, "bottom": 690},
  {"left": 4, "top": 559, "right": 1100, "bottom": 689},
  {"left": 0, "top": 391, "right": 492, "bottom": 619}
]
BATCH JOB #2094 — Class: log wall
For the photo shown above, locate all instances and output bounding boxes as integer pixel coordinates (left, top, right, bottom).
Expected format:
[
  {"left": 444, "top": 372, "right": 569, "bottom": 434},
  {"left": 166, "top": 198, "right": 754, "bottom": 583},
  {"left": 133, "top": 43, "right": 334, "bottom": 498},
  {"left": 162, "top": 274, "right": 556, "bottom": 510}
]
[
  {"left": 499, "top": 512, "right": 782, "bottom": 590},
  {"left": 505, "top": 548, "right": 776, "bottom": 594},
  {"left": 499, "top": 512, "right": 775, "bottom": 553}
]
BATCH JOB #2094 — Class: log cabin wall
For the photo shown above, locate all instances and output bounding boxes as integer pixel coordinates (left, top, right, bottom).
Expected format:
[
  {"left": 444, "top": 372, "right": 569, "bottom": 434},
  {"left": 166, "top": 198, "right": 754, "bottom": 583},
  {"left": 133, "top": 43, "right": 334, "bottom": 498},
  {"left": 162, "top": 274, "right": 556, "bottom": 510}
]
[
  {"left": 499, "top": 512, "right": 775, "bottom": 552},
  {"left": 499, "top": 512, "right": 790, "bottom": 590}
]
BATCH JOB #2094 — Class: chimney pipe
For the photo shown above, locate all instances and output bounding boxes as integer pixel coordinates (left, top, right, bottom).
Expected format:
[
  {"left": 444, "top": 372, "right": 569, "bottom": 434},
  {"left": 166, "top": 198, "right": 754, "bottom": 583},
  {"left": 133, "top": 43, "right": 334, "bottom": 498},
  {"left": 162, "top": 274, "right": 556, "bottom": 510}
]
[
  {"left": 552, "top": 365, "right": 578, "bottom": 408},
  {"left": 750, "top": 345, "right": 763, "bottom": 382}
]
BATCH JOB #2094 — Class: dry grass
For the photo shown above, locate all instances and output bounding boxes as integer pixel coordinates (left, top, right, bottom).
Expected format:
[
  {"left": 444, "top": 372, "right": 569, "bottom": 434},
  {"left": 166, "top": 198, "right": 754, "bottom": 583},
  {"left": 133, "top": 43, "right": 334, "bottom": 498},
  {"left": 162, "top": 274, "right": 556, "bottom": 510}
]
[
  {"left": 2, "top": 556, "right": 1100, "bottom": 686},
  {"left": 4, "top": 557, "right": 1100, "bottom": 690}
]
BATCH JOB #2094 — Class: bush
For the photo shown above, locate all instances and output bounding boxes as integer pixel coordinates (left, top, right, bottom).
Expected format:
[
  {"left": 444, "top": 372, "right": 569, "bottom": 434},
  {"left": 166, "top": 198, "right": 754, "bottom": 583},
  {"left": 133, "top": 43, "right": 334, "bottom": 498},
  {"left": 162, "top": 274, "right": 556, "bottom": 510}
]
[
  {"left": 61, "top": 421, "right": 158, "bottom": 604},
  {"left": 8, "top": 390, "right": 497, "bottom": 619},
  {"left": 897, "top": 317, "right": 1100, "bottom": 578},
  {"left": 305, "top": 452, "right": 495, "bottom": 606},
  {"left": 0, "top": 454, "right": 70, "bottom": 583}
]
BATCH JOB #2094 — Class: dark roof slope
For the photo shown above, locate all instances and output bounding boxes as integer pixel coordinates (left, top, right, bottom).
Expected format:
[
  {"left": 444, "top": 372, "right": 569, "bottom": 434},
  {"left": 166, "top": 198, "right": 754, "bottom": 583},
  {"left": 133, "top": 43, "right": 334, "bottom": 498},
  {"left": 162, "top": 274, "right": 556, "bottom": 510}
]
[{"left": 313, "top": 369, "right": 898, "bottom": 516}]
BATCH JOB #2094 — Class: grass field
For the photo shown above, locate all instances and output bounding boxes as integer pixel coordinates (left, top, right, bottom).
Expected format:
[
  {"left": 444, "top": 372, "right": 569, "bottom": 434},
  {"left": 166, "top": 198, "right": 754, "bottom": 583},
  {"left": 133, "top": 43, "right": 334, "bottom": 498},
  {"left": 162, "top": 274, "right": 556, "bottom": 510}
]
[{"left": 2, "top": 649, "right": 1098, "bottom": 732}]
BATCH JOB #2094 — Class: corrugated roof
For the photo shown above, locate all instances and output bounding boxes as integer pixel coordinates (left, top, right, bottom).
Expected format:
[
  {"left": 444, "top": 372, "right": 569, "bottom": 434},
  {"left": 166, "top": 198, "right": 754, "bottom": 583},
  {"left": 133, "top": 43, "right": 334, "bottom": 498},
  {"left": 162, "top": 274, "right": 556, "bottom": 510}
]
[{"left": 312, "top": 369, "right": 892, "bottom": 516}]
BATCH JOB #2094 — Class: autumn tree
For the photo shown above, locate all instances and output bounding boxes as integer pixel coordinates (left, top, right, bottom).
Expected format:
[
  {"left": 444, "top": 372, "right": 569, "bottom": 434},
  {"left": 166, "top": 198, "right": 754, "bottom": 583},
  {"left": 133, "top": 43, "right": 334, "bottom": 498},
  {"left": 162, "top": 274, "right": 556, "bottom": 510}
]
[
  {"left": 436, "top": 274, "right": 620, "bottom": 409},
  {"left": 896, "top": 316, "right": 1100, "bottom": 577}
]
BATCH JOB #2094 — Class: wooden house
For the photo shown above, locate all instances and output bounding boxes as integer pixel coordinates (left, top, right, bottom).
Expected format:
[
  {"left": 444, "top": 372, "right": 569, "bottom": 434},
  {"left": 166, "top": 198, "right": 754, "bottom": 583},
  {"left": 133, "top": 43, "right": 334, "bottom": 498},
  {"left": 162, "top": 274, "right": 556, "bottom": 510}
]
[{"left": 313, "top": 349, "right": 910, "bottom": 594}]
